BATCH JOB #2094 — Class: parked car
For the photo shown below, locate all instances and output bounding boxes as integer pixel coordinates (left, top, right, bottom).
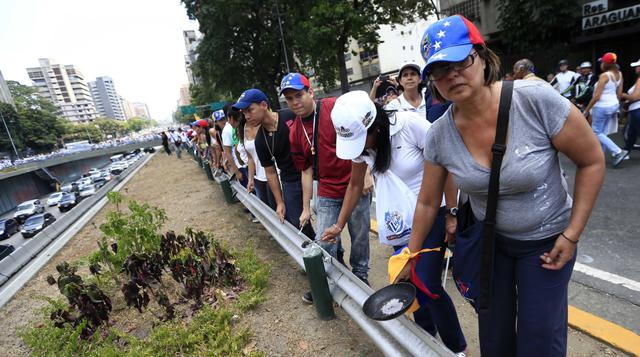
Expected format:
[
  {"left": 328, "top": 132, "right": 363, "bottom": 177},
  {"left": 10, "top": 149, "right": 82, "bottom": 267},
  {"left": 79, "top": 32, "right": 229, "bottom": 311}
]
[
  {"left": 13, "top": 199, "right": 45, "bottom": 223},
  {"left": 47, "top": 192, "right": 63, "bottom": 206},
  {"left": 58, "top": 193, "right": 78, "bottom": 212},
  {"left": 0, "top": 219, "right": 19, "bottom": 240},
  {"left": 21, "top": 213, "right": 56, "bottom": 238},
  {"left": 79, "top": 184, "right": 97, "bottom": 198},
  {"left": 0, "top": 244, "right": 15, "bottom": 261}
]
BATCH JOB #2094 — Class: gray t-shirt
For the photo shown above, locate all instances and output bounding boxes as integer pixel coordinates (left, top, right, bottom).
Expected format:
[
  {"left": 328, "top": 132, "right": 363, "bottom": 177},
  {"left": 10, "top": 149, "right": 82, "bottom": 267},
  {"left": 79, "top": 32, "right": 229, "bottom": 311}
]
[{"left": 424, "top": 80, "right": 573, "bottom": 240}]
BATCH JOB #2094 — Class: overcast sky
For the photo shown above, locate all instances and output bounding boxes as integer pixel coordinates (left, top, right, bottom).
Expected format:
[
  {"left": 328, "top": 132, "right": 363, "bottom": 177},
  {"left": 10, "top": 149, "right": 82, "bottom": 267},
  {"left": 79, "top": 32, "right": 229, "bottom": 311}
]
[{"left": 0, "top": 0, "right": 199, "bottom": 123}]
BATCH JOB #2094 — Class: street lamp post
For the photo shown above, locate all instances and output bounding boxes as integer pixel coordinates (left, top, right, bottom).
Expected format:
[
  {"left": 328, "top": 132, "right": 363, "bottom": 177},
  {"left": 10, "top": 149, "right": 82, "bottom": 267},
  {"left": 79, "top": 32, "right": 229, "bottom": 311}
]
[
  {"left": 0, "top": 110, "right": 20, "bottom": 159},
  {"left": 274, "top": 0, "right": 291, "bottom": 73}
]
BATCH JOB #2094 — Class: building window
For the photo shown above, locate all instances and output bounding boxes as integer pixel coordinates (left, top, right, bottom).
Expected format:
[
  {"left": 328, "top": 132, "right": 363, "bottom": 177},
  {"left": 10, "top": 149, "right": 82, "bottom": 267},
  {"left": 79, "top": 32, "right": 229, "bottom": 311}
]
[
  {"left": 359, "top": 47, "right": 378, "bottom": 62},
  {"left": 346, "top": 67, "right": 354, "bottom": 75},
  {"left": 410, "top": 45, "right": 414, "bottom": 50},
  {"left": 442, "top": 0, "right": 480, "bottom": 21},
  {"left": 402, "top": 46, "right": 406, "bottom": 50},
  {"left": 409, "top": 30, "right": 412, "bottom": 35},
  {"left": 344, "top": 52, "right": 352, "bottom": 61}
]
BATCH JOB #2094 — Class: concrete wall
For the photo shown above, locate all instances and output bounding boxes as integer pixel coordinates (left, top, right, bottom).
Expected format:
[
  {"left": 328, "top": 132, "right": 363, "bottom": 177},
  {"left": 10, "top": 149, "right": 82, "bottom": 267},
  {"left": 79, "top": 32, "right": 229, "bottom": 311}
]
[{"left": 0, "top": 172, "right": 51, "bottom": 215}]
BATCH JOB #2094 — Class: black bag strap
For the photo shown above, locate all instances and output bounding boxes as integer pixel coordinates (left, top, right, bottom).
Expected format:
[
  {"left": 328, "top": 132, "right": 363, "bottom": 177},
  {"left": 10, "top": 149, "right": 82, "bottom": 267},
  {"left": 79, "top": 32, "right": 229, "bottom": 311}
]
[
  {"left": 312, "top": 99, "right": 321, "bottom": 181},
  {"left": 479, "top": 81, "right": 513, "bottom": 312}
]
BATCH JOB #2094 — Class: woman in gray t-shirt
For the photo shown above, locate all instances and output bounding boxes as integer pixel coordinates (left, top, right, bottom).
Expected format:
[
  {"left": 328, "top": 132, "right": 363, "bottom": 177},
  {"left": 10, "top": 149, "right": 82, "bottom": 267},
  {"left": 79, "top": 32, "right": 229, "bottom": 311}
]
[{"left": 397, "top": 15, "right": 605, "bottom": 357}]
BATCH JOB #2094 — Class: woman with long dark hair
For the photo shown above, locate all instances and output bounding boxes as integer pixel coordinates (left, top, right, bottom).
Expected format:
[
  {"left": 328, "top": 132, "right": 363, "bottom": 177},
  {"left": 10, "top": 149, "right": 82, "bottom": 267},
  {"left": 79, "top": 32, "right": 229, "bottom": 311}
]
[{"left": 321, "top": 90, "right": 467, "bottom": 355}]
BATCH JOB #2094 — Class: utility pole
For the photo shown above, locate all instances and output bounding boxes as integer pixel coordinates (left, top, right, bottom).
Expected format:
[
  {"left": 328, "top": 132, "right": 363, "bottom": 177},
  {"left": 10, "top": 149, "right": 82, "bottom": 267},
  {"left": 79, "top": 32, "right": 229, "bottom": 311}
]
[
  {"left": 275, "top": 0, "right": 291, "bottom": 73},
  {"left": 0, "top": 111, "right": 20, "bottom": 159}
]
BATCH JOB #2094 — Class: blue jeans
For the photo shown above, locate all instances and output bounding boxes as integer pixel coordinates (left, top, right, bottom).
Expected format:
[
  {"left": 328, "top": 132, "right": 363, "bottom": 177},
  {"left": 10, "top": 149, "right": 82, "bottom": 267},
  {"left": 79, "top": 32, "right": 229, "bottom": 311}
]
[
  {"left": 254, "top": 179, "right": 276, "bottom": 210},
  {"left": 393, "top": 207, "right": 467, "bottom": 353},
  {"left": 281, "top": 180, "right": 315, "bottom": 238},
  {"left": 592, "top": 105, "right": 622, "bottom": 154},
  {"left": 624, "top": 108, "right": 640, "bottom": 151},
  {"left": 238, "top": 167, "right": 248, "bottom": 188},
  {"left": 479, "top": 234, "right": 576, "bottom": 357},
  {"left": 316, "top": 194, "right": 371, "bottom": 280}
]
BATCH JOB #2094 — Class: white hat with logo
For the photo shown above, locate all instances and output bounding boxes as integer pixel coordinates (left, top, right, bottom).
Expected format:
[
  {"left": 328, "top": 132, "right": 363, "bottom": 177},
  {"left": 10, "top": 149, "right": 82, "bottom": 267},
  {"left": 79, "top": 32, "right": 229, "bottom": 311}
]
[
  {"left": 631, "top": 59, "right": 640, "bottom": 68},
  {"left": 331, "top": 90, "right": 377, "bottom": 160}
]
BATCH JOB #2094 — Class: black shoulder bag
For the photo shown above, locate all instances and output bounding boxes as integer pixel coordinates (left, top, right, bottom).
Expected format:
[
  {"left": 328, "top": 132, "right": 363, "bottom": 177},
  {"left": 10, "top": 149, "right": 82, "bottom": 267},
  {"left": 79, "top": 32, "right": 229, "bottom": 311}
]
[{"left": 452, "top": 81, "right": 513, "bottom": 314}]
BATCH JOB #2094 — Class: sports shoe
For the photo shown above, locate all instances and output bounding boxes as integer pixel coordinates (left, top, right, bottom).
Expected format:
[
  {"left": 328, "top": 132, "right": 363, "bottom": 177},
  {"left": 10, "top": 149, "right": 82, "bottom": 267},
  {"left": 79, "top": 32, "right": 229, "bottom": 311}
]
[
  {"left": 612, "top": 149, "right": 629, "bottom": 167},
  {"left": 302, "top": 291, "right": 313, "bottom": 304}
]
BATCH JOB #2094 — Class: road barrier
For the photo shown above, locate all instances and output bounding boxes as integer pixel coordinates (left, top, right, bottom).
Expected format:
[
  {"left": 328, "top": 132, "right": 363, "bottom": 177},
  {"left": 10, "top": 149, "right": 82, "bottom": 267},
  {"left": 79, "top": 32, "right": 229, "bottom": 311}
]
[{"left": 230, "top": 180, "right": 455, "bottom": 356}]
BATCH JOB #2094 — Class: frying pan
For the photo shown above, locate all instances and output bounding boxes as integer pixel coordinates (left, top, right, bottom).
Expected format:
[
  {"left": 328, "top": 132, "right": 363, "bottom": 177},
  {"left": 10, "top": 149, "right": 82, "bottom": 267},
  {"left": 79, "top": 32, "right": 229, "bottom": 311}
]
[{"left": 362, "top": 282, "right": 416, "bottom": 321}]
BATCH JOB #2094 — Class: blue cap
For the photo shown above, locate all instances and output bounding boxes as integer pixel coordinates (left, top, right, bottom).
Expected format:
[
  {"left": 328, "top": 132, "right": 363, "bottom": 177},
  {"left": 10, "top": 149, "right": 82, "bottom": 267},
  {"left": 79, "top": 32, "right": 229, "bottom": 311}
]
[
  {"left": 279, "top": 73, "right": 311, "bottom": 95},
  {"left": 212, "top": 109, "right": 225, "bottom": 121},
  {"left": 232, "top": 89, "right": 269, "bottom": 110},
  {"left": 419, "top": 15, "right": 485, "bottom": 80}
]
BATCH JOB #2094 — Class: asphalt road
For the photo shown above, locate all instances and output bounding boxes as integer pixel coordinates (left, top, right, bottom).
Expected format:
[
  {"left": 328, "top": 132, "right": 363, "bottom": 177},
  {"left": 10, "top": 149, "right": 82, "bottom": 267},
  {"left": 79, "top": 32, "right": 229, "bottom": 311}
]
[{"left": 560, "top": 133, "right": 640, "bottom": 334}]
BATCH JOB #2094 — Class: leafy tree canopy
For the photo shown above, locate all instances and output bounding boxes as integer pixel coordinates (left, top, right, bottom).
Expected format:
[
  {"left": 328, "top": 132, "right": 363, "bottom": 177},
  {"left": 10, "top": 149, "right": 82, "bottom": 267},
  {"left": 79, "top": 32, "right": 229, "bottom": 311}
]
[{"left": 496, "top": 0, "right": 579, "bottom": 52}]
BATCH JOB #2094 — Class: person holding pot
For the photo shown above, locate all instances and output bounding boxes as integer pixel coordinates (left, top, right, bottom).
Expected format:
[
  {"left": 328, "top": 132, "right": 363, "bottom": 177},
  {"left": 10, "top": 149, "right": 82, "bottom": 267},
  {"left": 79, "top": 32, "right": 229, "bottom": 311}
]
[
  {"left": 321, "top": 90, "right": 466, "bottom": 355},
  {"left": 396, "top": 15, "right": 604, "bottom": 356}
]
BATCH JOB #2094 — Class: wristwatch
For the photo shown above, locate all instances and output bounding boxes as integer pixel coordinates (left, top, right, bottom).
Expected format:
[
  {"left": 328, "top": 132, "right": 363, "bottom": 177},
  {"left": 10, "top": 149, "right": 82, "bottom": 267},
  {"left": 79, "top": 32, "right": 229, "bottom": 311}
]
[{"left": 448, "top": 207, "right": 458, "bottom": 217}]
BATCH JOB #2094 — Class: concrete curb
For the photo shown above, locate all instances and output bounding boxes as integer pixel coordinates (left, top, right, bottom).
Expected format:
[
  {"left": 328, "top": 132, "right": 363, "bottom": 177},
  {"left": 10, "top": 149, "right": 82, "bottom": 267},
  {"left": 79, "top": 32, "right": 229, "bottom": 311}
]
[{"left": 0, "top": 151, "right": 156, "bottom": 308}]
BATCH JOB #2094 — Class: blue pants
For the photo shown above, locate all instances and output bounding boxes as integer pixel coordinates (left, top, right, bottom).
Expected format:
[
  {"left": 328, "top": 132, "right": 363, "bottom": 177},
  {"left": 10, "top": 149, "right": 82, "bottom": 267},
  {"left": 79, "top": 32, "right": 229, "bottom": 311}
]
[
  {"left": 394, "top": 207, "right": 467, "bottom": 353},
  {"left": 316, "top": 194, "right": 371, "bottom": 281},
  {"left": 238, "top": 167, "right": 249, "bottom": 188},
  {"left": 479, "top": 234, "right": 576, "bottom": 357},
  {"left": 281, "top": 180, "right": 315, "bottom": 238},
  {"left": 624, "top": 108, "right": 640, "bottom": 151},
  {"left": 592, "top": 105, "right": 622, "bottom": 154},
  {"left": 254, "top": 179, "right": 276, "bottom": 210}
]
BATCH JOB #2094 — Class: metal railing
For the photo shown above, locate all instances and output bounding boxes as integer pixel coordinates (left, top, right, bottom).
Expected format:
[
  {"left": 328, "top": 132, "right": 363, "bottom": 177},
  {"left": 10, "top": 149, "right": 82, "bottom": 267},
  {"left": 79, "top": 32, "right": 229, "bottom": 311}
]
[{"left": 230, "top": 181, "right": 455, "bottom": 357}]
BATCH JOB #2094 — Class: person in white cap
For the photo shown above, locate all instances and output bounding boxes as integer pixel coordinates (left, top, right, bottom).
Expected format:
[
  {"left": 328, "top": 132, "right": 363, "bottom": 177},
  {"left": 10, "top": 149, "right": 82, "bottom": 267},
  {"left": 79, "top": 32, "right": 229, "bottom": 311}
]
[
  {"left": 620, "top": 58, "right": 640, "bottom": 158},
  {"left": 384, "top": 62, "right": 427, "bottom": 117},
  {"left": 574, "top": 61, "right": 597, "bottom": 111},
  {"left": 321, "top": 90, "right": 467, "bottom": 355}
]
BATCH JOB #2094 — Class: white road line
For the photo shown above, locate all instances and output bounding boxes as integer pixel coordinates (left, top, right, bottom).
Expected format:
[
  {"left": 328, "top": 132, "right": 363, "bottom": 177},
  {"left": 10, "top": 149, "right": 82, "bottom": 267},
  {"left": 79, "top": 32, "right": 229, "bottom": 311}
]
[{"left": 573, "top": 262, "right": 640, "bottom": 293}]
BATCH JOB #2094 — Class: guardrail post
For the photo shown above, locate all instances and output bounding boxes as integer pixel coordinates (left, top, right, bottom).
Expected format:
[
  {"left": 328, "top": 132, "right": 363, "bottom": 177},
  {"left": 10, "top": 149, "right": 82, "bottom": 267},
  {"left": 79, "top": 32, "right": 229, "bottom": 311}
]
[{"left": 303, "top": 242, "right": 335, "bottom": 321}]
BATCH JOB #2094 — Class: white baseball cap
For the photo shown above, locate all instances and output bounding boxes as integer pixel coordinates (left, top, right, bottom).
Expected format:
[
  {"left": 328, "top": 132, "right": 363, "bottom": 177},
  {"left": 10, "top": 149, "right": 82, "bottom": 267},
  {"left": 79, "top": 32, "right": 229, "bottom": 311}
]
[
  {"left": 398, "top": 62, "right": 422, "bottom": 78},
  {"left": 631, "top": 59, "right": 640, "bottom": 67},
  {"left": 331, "top": 91, "right": 377, "bottom": 160}
]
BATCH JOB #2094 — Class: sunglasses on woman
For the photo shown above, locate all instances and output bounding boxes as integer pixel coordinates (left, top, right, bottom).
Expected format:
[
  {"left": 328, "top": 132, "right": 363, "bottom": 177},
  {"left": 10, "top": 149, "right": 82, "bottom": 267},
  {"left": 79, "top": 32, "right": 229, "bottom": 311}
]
[{"left": 427, "top": 52, "right": 479, "bottom": 81}]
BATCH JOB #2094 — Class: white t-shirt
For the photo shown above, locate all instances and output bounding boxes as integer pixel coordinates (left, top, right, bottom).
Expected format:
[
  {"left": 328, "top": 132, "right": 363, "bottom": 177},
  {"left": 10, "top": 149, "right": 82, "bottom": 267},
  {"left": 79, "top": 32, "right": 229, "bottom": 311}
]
[
  {"left": 243, "top": 137, "right": 267, "bottom": 181},
  {"left": 236, "top": 142, "right": 248, "bottom": 168},
  {"left": 221, "top": 122, "right": 243, "bottom": 168},
  {"left": 354, "top": 111, "right": 445, "bottom": 206},
  {"left": 553, "top": 71, "right": 579, "bottom": 97},
  {"left": 629, "top": 84, "right": 640, "bottom": 112},
  {"left": 594, "top": 72, "right": 622, "bottom": 108},
  {"left": 384, "top": 92, "right": 426, "bottom": 118}
]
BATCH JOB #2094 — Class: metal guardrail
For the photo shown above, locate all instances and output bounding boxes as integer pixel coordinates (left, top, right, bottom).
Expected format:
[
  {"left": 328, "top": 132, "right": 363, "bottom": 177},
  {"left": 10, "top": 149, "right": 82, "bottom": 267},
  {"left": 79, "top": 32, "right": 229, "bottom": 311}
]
[
  {"left": 0, "top": 154, "right": 151, "bottom": 286},
  {"left": 230, "top": 180, "right": 455, "bottom": 357}
]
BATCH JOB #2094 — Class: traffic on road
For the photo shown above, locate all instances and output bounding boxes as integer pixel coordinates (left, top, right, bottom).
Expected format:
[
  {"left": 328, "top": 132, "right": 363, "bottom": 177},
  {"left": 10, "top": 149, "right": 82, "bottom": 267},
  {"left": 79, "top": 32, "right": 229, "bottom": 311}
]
[{"left": 0, "top": 150, "right": 147, "bottom": 260}]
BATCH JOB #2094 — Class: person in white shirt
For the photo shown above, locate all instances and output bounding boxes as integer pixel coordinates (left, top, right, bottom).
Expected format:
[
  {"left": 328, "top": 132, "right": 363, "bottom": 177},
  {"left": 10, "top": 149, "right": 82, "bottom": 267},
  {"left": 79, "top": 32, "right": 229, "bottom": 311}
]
[
  {"left": 384, "top": 62, "right": 427, "bottom": 118},
  {"left": 321, "top": 91, "right": 466, "bottom": 354},
  {"left": 583, "top": 52, "right": 627, "bottom": 166},
  {"left": 168, "top": 128, "right": 182, "bottom": 159},
  {"left": 620, "top": 58, "right": 640, "bottom": 159},
  {"left": 221, "top": 107, "right": 248, "bottom": 186},
  {"left": 550, "top": 59, "right": 579, "bottom": 99}
]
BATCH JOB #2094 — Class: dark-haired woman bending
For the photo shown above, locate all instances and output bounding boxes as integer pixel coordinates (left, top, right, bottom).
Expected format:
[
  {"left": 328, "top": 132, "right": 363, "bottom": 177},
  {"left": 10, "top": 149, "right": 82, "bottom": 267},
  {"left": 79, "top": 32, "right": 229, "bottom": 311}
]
[{"left": 321, "top": 90, "right": 466, "bottom": 355}]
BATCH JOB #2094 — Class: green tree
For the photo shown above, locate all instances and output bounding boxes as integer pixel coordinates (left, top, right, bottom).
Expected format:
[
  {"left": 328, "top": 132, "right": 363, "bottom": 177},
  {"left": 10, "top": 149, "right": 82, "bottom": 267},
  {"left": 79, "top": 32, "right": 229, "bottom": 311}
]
[
  {"left": 95, "top": 118, "right": 128, "bottom": 138},
  {"left": 496, "top": 0, "right": 579, "bottom": 53},
  {"left": 0, "top": 102, "right": 23, "bottom": 155},
  {"left": 2, "top": 81, "right": 67, "bottom": 153},
  {"left": 63, "top": 122, "right": 103, "bottom": 144},
  {"left": 291, "top": 1, "right": 435, "bottom": 93},
  {"left": 181, "top": 0, "right": 297, "bottom": 105},
  {"left": 126, "top": 117, "right": 155, "bottom": 132}
]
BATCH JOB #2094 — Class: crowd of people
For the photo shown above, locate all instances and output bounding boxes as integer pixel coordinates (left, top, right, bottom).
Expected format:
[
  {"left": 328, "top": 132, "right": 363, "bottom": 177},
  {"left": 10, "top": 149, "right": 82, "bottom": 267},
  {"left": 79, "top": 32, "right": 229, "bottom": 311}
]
[
  {"left": 161, "top": 14, "right": 639, "bottom": 357},
  {"left": 0, "top": 132, "right": 160, "bottom": 171}
]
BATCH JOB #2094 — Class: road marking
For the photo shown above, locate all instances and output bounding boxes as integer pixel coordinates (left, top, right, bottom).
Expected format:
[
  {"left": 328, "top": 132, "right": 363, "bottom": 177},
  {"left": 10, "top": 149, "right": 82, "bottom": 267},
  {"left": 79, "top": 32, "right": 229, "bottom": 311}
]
[
  {"left": 569, "top": 306, "right": 640, "bottom": 356},
  {"left": 573, "top": 262, "right": 640, "bottom": 292},
  {"left": 370, "top": 218, "right": 640, "bottom": 354}
]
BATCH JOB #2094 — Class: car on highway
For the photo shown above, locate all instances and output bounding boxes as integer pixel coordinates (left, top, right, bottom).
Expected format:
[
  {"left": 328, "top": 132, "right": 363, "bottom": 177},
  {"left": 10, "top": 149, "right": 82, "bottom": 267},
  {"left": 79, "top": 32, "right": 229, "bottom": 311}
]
[
  {"left": 75, "top": 177, "right": 93, "bottom": 190},
  {"left": 79, "top": 184, "right": 97, "bottom": 198},
  {"left": 13, "top": 199, "right": 45, "bottom": 223},
  {"left": 21, "top": 213, "right": 56, "bottom": 238},
  {"left": 92, "top": 177, "right": 106, "bottom": 189},
  {"left": 101, "top": 170, "right": 112, "bottom": 181},
  {"left": 0, "top": 244, "right": 15, "bottom": 261},
  {"left": 58, "top": 192, "right": 79, "bottom": 212},
  {"left": 90, "top": 171, "right": 102, "bottom": 181},
  {"left": 47, "top": 192, "right": 63, "bottom": 206},
  {"left": 110, "top": 163, "right": 126, "bottom": 175},
  {"left": 88, "top": 168, "right": 100, "bottom": 175},
  {"left": 0, "top": 219, "right": 19, "bottom": 240}
]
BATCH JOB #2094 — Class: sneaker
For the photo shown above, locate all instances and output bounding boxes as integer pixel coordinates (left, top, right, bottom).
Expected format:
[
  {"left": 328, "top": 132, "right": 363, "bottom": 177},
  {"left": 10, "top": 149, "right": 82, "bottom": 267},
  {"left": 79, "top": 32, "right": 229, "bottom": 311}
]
[
  {"left": 454, "top": 353, "right": 467, "bottom": 357},
  {"left": 251, "top": 218, "right": 260, "bottom": 223},
  {"left": 302, "top": 291, "right": 313, "bottom": 304},
  {"left": 613, "top": 149, "right": 629, "bottom": 167}
]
